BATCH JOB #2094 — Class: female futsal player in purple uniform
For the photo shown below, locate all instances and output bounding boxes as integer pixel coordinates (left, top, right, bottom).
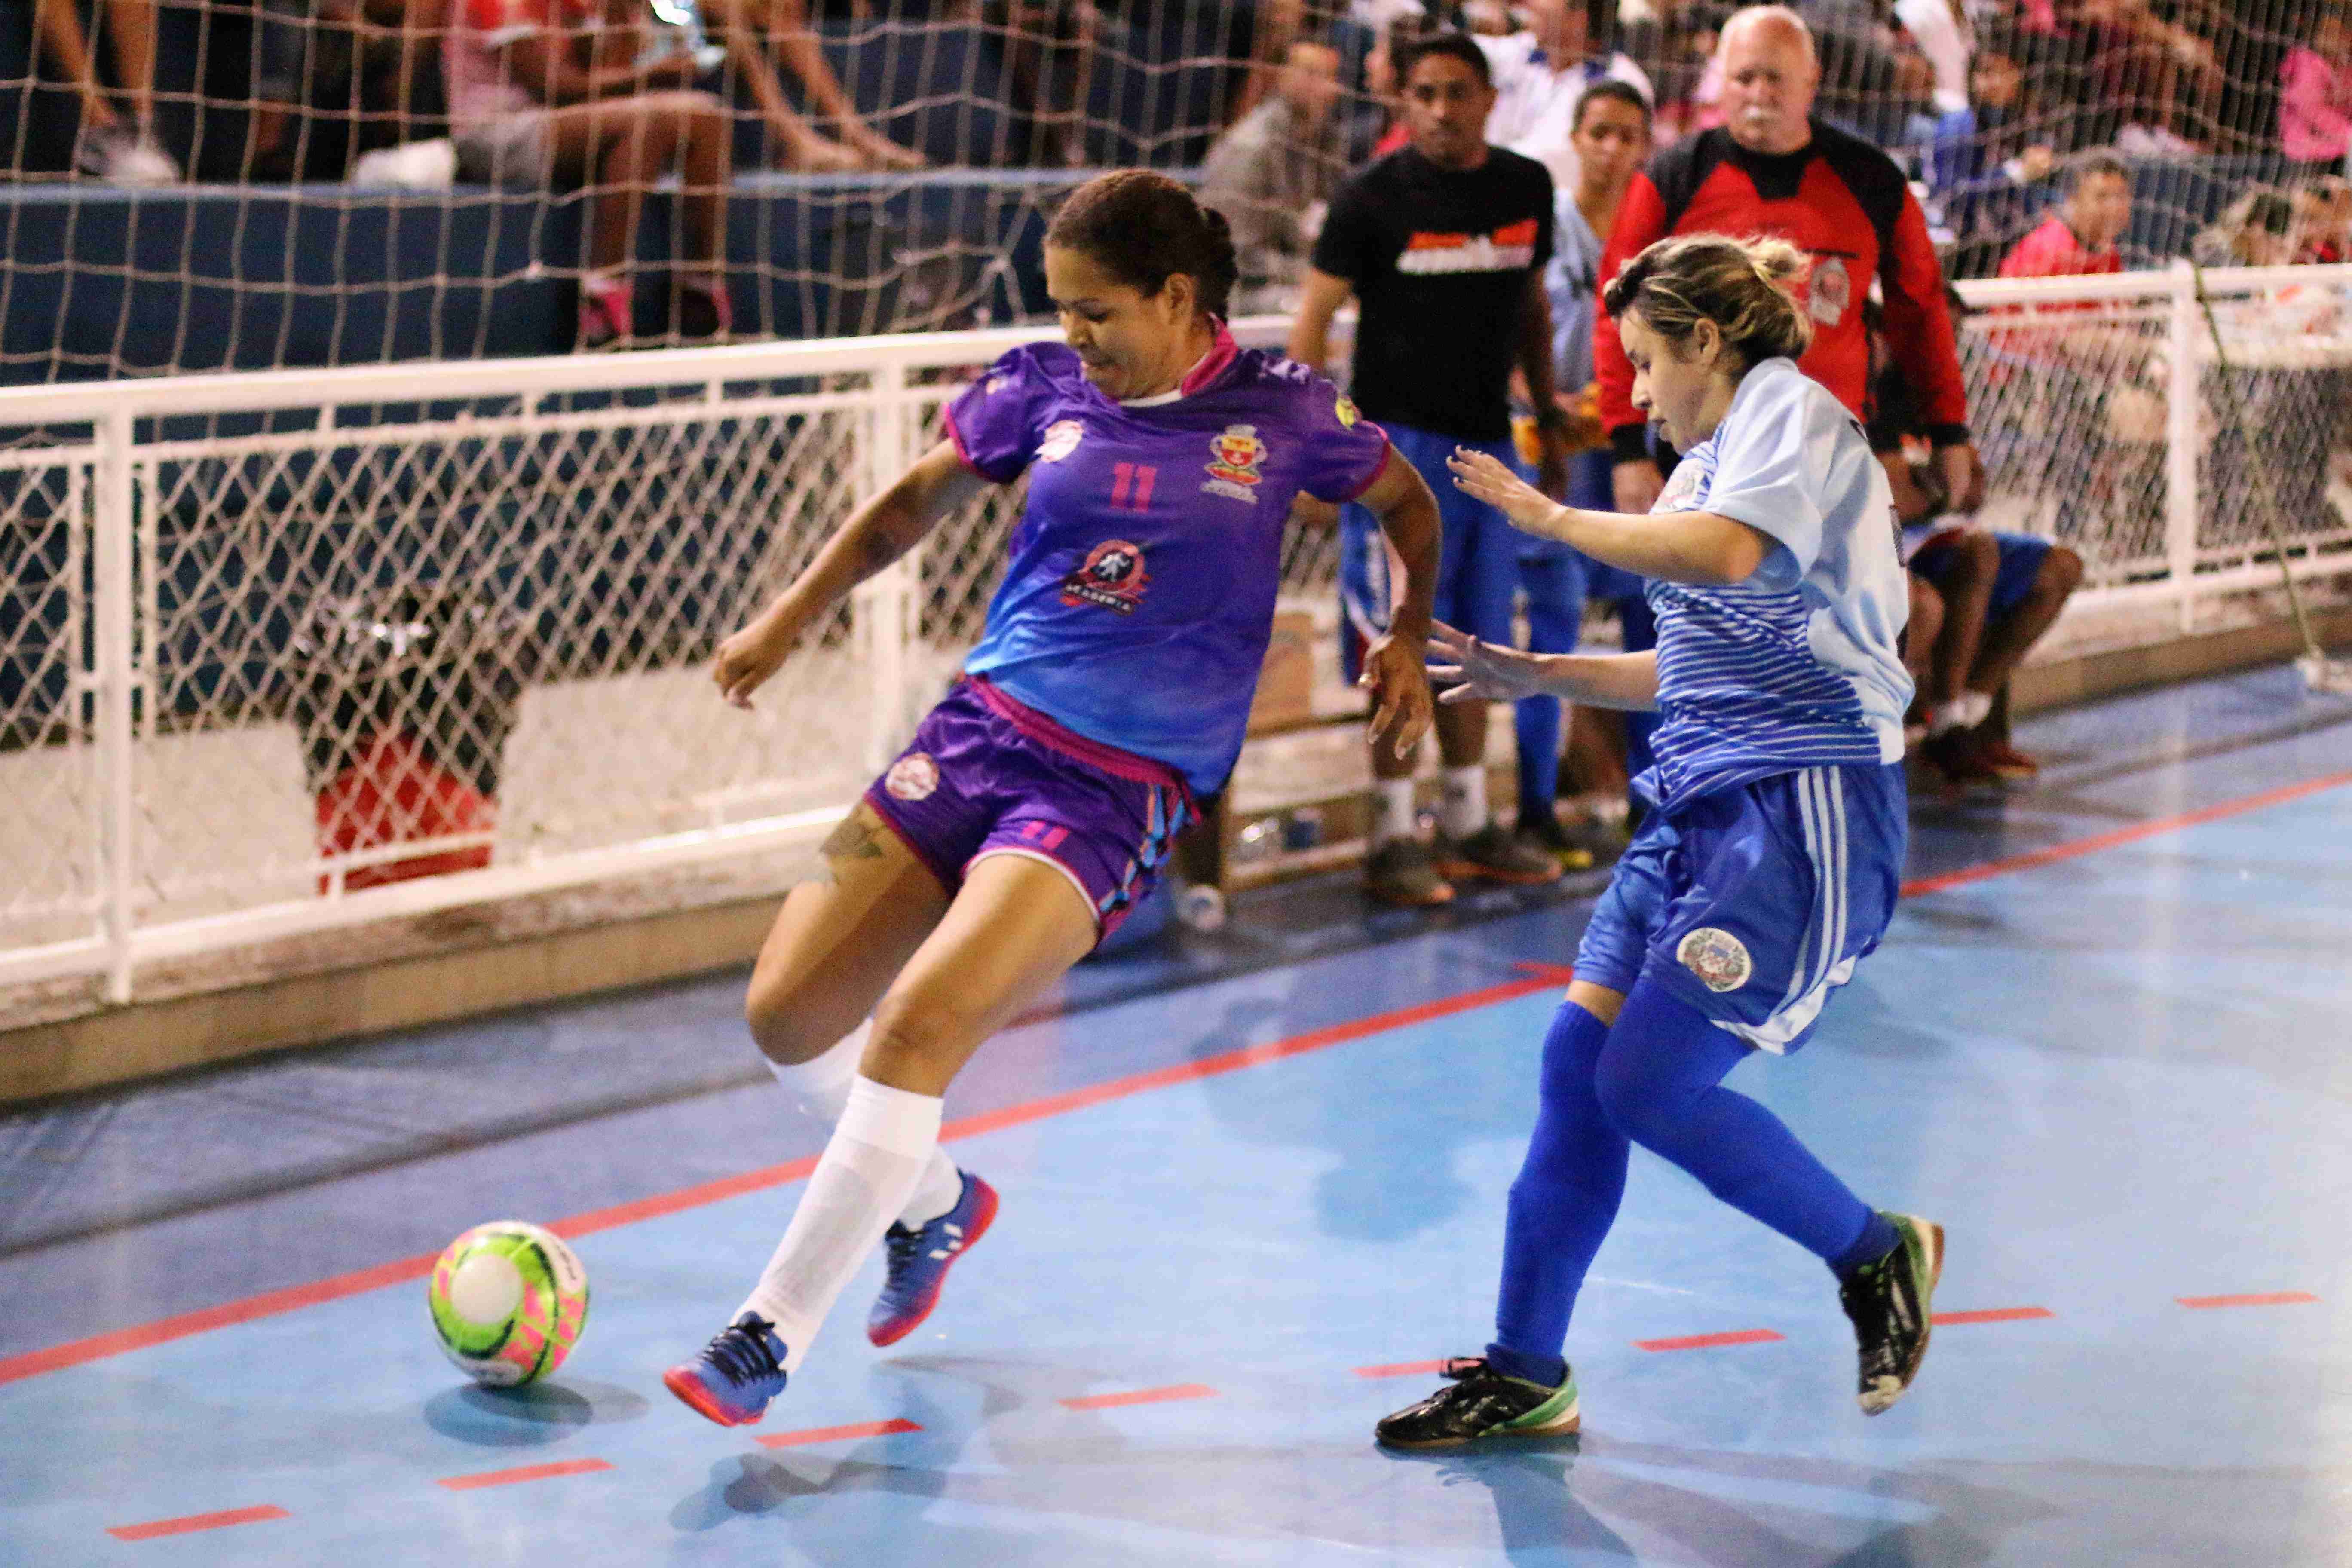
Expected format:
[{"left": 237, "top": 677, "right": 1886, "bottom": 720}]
[{"left": 665, "top": 170, "right": 1444, "bottom": 1427}]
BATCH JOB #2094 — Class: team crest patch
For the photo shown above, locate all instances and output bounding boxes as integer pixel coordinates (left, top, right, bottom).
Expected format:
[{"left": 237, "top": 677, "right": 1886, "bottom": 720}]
[
  {"left": 885, "top": 752, "right": 939, "bottom": 802},
  {"left": 1202, "top": 424, "right": 1267, "bottom": 503},
  {"left": 1060, "top": 538, "right": 1149, "bottom": 613},
  {"left": 1038, "top": 419, "right": 1085, "bottom": 463},
  {"left": 1806, "top": 255, "right": 1852, "bottom": 328},
  {"left": 1676, "top": 927, "right": 1753, "bottom": 992}
]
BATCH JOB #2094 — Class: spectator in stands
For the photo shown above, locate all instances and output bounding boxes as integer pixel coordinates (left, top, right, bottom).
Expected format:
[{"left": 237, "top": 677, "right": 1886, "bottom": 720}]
[
  {"left": 977, "top": 0, "right": 1097, "bottom": 166},
  {"left": 1474, "top": 0, "right": 1654, "bottom": 194},
  {"left": 446, "top": 0, "right": 735, "bottom": 349},
  {"left": 2191, "top": 184, "right": 2295, "bottom": 268},
  {"left": 1998, "top": 147, "right": 2131, "bottom": 282},
  {"left": 1894, "top": 0, "right": 1972, "bottom": 122},
  {"left": 1199, "top": 37, "right": 1348, "bottom": 316},
  {"left": 701, "top": 0, "right": 928, "bottom": 170},
  {"left": 2054, "top": 0, "right": 2222, "bottom": 159},
  {"left": 1355, "top": 10, "right": 1430, "bottom": 164},
  {"left": 1289, "top": 30, "right": 1571, "bottom": 906},
  {"left": 252, "top": 0, "right": 443, "bottom": 181},
  {"left": 1794, "top": 0, "right": 1935, "bottom": 146},
  {"left": 1925, "top": 25, "right": 2060, "bottom": 277},
  {"left": 2292, "top": 175, "right": 2352, "bottom": 263},
  {"left": 2279, "top": 9, "right": 2352, "bottom": 183},
  {"left": 1517, "top": 77, "right": 1654, "bottom": 867},
  {"left": 1599, "top": 6, "right": 1982, "bottom": 524},
  {"left": 1868, "top": 304, "right": 2085, "bottom": 784},
  {"left": 29, "top": 0, "right": 176, "bottom": 181}
]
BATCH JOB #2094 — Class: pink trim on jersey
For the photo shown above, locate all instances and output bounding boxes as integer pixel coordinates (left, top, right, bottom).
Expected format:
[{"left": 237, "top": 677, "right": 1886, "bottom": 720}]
[
  {"left": 1334, "top": 437, "right": 1395, "bottom": 503},
  {"left": 966, "top": 676, "right": 1194, "bottom": 805},
  {"left": 1178, "top": 324, "right": 1240, "bottom": 396},
  {"left": 942, "top": 405, "right": 989, "bottom": 478}
]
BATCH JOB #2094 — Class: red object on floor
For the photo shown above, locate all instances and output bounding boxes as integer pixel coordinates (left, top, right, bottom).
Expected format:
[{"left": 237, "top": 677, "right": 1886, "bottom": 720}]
[
  {"left": 2177, "top": 1292, "right": 2320, "bottom": 1310},
  {"left": 756, "top": 1418, "right": 924, "bottom": 1449},
  {"left": 1058, "top": 1384, "right": 1216, "bottom": 1411},
  {"left": 1634, "top": 1329, "right": 1786, "bottom": 1353},
  {"left": 436, "top": 1458, "right": 613, "bottom": 1491},
  {"left": 107, "top": 1505, "right": 289, "bottom": 1542},
  {"left": 1935, "top": 1306, "right": 2055, "bottom": 1325},
  {"left": 314, "top": 731, "right": 494, "bottom": 893}
]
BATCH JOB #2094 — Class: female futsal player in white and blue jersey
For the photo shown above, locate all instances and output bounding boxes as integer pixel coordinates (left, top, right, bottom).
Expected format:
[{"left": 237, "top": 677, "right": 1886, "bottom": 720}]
[
  {"left": 1376, "top": 233, "right": 1943, "bottom": 1449},
  {"left": 662, "top": 170, "right": 1444, "bottom": 1428}
]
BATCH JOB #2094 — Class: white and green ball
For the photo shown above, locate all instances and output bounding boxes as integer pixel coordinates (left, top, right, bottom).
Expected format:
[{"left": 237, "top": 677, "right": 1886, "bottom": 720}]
[{"left": 427, "top": 1220, "right": 589, "bottom": 1387}]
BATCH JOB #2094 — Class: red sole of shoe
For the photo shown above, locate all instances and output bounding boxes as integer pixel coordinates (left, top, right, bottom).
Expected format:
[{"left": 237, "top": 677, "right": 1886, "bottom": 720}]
[
  {"left": 867, "top": 1179, "right": 1001, "bottom": 1348},
  {"left": 662, "top": 1367, "right": 753, "bottom": 1428}
]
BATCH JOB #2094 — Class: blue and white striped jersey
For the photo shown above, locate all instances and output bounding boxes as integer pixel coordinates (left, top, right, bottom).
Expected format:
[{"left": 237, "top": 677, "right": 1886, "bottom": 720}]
[{"left": 1638, "top": 358, "right": 1913, "bottom": 813}]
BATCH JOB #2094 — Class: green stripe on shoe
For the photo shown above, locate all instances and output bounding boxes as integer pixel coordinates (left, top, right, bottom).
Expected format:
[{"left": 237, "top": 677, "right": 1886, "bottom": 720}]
[{"left": 1498, "top": 1375, "right": 1580, "bottom": 1433}]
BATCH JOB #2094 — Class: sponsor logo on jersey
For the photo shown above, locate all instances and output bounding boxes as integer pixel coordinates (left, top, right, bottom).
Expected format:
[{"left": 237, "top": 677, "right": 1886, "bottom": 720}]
[
  {"left": 1676, "top": 926, "right": 1754, "bottom": 992},
  {"left": 985, "top": 374, "right": 1012, "bottom": 394},
  {"left": 1060, "top": 538, "right": 1150, "bottom": 612},
  {"left": 1334, "top": 394, "right": 1361, "bottom": 428},
  {"left": 1038, "top": 419, "right": 1085, "bottom": 462},
  {"left": 1806, "top": 255, "right": 1852, "bottom": 328},
  {"left": 1396, "top": 218, "right": 1540, "bottom": 276},
  {"left": 885, "top": 752, "right": 940, "bottom": 801},
  {"left": 1201, "top": 424, "right": 1268, "bottom": 503}
]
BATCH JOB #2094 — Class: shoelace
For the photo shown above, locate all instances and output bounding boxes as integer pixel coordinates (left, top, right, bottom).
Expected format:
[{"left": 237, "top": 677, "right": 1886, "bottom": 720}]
[
  {"left": 881, "top": 1223, "right": 924, "bottom": 1269},
  {"left": 704, "top": 1320, "right": 782, "bottom": 1384}
]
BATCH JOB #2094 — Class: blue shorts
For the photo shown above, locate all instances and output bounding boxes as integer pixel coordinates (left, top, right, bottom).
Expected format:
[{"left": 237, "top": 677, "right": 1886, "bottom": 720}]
[
  {"left": 1339, "top": 423, "right": 1529, "bottom": 681},
  {"left": 1914, "top": 530, "right": 2053, "bottom": 621},
  {"left": 1573, "top": 762, "right": 1906, "bottom": 1054},
  {"left": 865, "top": 677, "right": 1193, "bottom": 944}
]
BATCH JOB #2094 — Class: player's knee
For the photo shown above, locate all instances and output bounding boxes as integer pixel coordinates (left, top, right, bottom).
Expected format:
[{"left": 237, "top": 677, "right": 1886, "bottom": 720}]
[
  {"left": 743, "top": 968, "right": 854, "bottom": 1066},
  {"left": 2041, "top": 545, "right": 2084, "bottom": 597},
  {"left": 862, "top": 994, "right": 972, "bottom": 1084}
]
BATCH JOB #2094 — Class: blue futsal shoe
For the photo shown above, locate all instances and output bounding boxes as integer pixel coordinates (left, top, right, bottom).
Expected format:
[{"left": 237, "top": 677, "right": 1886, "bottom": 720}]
[
  {"left": 867, "top": 1172, "right": 1000, "bottom": 1347},
  {"left": 664, "top": 1311, "right": 789, "bottom": 1427}
]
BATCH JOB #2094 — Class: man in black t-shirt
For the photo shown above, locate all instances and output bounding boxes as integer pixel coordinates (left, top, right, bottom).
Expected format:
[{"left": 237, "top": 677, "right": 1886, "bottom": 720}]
[{"left": 1289, "top": 30, "right": 1573, "bottom": 907}]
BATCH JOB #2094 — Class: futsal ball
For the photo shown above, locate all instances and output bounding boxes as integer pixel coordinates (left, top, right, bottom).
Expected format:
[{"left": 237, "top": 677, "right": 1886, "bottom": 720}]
[{"left": 427, "top": 1220, "right": 589, "bottom": 1387}]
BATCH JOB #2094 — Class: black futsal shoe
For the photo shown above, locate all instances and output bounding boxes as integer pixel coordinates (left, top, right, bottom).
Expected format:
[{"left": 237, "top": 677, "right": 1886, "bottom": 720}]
[
  {"left": 1839, "top": 1212, "right": 1945, "bottom": 1416},
  {"left": 1374, "top": 1357, "right": 1581, "bottom": 1450}
]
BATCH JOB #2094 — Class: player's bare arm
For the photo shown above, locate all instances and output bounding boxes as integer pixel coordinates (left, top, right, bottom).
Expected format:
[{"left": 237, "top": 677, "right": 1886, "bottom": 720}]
[
  {"left": 714, "top": 440, "right": 987, "bottom": 707},
  {"left": 1353, "top": 445, "right": 1440, "bottom": 760},
  {"left": 1514, "top": 270, "right": 1573, "bottom": 502},
  {"left": 1427, "top": 621, "right": 1660, "bottom": 710},
  {"left": 1446, "top": 446, "right": 1771, "bottom": 586},
  {"left": 1285, "top": 266, "right": 1354, "bottom": 374}
]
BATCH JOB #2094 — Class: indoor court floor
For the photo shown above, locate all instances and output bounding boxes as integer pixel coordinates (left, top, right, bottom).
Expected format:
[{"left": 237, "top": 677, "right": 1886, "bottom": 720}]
[{"left": 4, "top": 662, "right": 2350, "bottom": 1566}]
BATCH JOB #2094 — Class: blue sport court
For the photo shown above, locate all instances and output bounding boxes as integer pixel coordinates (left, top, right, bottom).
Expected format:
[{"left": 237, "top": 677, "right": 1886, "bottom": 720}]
[{"left": 3, "top": 663, "right": 2349, "bottom": 1565}]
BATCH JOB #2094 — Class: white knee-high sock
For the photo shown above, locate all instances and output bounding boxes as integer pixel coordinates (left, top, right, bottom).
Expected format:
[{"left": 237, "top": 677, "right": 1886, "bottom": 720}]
[
  {"left": 766, "top": 1025, "right": 964, "bottom": 1227},
  {"left": 739, "top": 1074, "right": 943, "bottom": 1372}
]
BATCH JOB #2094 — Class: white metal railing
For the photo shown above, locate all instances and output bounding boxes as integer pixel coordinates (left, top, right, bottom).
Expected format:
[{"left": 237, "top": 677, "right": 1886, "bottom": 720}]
[{"left": 6, "top": 267, "right": 2351, "bottom": 1007}]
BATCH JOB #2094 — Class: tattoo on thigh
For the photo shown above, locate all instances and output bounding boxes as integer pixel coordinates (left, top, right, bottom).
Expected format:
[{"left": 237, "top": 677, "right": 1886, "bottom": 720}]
[{"left": 816, "top": 812, "right": 888, "bottom": 884}]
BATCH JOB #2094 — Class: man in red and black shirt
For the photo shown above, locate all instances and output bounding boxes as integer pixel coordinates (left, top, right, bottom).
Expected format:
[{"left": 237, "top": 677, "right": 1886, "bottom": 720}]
[{"left": 1598, "top": 5, "right": 1982, "bottom": 516}]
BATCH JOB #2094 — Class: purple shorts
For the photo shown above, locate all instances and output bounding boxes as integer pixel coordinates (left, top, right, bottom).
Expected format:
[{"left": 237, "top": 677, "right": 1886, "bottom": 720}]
[{"left": 864, "top": 677, "right": 1194, "bottom": 943}]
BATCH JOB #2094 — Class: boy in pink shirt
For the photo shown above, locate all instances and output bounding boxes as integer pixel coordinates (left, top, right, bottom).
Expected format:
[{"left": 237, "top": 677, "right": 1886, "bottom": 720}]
[{"left": 2281, "top": 12, "right": 2352, "bottom": 176}]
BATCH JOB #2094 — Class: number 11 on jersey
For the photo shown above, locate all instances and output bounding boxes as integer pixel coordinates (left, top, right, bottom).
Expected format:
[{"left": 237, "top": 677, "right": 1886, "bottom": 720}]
[{"left": 1110, "top": 462, "right": 1158, "bottom": 513}]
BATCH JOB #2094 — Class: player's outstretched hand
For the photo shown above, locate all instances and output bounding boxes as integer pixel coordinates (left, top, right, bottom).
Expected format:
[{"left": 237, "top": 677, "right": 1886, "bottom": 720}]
[
  {"left": 1358, "top": 630, "right": 1435, "bottom": 761},
  {"left": 1426, "top": 620, "right": 1550, "bottom": 704},
  {"left": 712, "top": 617, "right": 793, "bottom": 710},
  {"left": 1446, "top": 446, "right": 1563, "bottom": 536}
]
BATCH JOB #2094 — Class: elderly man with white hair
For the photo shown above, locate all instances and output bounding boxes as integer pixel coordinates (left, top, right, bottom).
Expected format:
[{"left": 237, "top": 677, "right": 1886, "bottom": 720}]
[{"left": 1596, "top": 4, "right": 1981, "bottom": 521}]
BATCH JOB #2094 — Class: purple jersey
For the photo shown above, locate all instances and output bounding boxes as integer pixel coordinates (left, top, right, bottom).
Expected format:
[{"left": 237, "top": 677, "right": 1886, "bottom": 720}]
[{"left": 947, "top": 334, "right": 1390, "bottom": 793}]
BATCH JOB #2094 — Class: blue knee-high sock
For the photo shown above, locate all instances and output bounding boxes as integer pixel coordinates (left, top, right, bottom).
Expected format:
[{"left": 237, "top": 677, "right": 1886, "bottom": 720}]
[
  {"left": 1594, "top": 979, "right": 1890, "bottom": 1271},
  {"left": 1514, "top": 695, "right": 1563, "bottom": 824},
  {"left": 1487, "top": 1001, "right": 1625, "bottom": 1386}
]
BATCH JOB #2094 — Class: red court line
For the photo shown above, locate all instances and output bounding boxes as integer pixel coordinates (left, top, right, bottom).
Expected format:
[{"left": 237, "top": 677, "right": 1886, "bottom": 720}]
[
  {"left": 2177, "top": 1292, "right": 2320, "bottom": 1310},
  {"left": 1635, "top": 1329, "right": 1786, "bottom": 1353},
  {"left": 0, "top": 972, "right": 1560, "bottom": 1390},
  {"left": 1354, "top": 1359, "right": 1451, "bottom": 1379},
  {"left": 1935, "top": 1306, "right": 2054, "bottom": 1326},
  {"left": 436, "top": 1458, "right": 614, "bottom": 1491},
  {"left": 756, "top": 1418, "right": 923, "bottom": 1449},
  {"left": 1059, "top": 1383, "right": 1217, "bottom": 1411},
  {"left": 1901, "top": 768, "right": 2352, "bottom": 897},
  {"left": 106, "top": 1505, "right": 288, "bottom": 1543}
]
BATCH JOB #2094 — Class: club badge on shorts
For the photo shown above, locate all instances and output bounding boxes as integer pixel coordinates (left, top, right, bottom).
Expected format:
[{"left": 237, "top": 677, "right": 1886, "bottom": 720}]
[
  {"left": 1676, "top": 926, "right": 1753, "bottom": 992},
  {"left": 885, "top": 752, "right": 940, "bottom": 802}
]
